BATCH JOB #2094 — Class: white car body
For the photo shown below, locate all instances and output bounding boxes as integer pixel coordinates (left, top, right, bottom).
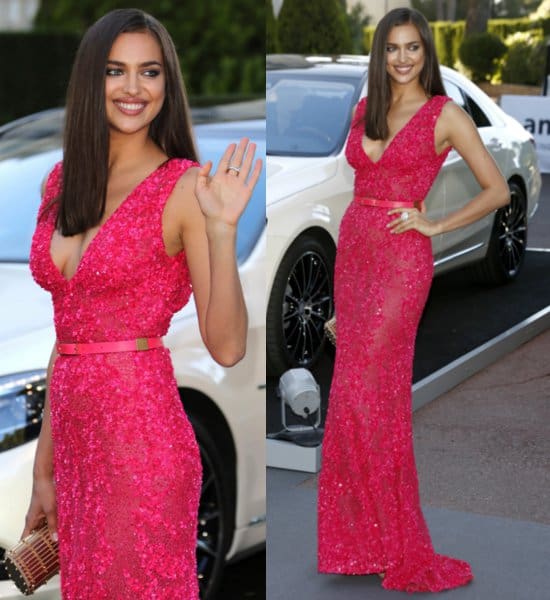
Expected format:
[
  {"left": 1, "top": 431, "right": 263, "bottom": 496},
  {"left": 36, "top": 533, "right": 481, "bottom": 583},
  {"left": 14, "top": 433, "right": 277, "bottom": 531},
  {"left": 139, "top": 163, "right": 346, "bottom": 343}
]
[
  {"left": 267, "top": 61, "right": 541, "bottom": 290},
  {"left": 0, "top": 117, "right": 266, "bottom": 599},
  {"left": 266, "top": 57, "right": 541, "bottom": 373}
]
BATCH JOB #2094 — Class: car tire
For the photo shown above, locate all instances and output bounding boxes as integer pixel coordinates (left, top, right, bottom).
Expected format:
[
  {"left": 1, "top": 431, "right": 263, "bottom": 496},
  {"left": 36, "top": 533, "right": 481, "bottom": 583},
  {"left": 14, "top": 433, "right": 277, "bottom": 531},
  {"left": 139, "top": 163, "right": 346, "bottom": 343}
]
[
  {"left": 190, "top": 417, "right": 234, "bottom": 600},
  {"left": 267, "top": 234, "right": 335, "bottom": 376},
  {"left": 474, "top": 181, "right": 527, "bottom": 285}
]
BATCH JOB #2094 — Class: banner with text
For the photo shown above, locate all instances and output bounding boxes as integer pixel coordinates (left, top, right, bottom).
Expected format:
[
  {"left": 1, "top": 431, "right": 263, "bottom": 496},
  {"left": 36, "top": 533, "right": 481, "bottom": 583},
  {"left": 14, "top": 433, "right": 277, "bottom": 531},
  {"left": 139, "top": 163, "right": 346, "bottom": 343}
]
[{"left": 501, "top": 95, "right": 550, "bottom": 173}]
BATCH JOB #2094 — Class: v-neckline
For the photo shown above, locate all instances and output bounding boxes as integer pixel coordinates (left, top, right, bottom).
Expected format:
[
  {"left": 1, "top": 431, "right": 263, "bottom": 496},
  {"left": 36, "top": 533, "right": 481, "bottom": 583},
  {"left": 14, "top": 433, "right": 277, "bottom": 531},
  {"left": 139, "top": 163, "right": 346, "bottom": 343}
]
[
  {"left": 48, "top": 158, "right": 171, "bottom": 285},
  {"left": 361, "top": 96, "right": 434, "bottom": 166}
]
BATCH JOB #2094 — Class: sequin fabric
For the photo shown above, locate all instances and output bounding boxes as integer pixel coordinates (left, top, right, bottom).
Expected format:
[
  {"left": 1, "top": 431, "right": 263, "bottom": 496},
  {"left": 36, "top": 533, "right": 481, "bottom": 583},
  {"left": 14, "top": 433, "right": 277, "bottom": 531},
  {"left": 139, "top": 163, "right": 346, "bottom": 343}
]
[
  {"left": 30, "top": 159, "right": 202, "bottom": 599},
  {"left": 317, "top": 96, "right": 474, "bottom": 592}
]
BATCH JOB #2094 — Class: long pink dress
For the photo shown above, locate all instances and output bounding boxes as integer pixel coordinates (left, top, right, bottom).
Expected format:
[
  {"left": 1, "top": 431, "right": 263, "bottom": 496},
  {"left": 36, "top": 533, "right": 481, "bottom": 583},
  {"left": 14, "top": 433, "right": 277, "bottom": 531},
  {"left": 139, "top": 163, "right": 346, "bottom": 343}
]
[
  {"left": 30, "top": 159, "right": 202, "bottom": 599},
  {"left": 317, "top": 96, "right": 473, "bottom": 592}
]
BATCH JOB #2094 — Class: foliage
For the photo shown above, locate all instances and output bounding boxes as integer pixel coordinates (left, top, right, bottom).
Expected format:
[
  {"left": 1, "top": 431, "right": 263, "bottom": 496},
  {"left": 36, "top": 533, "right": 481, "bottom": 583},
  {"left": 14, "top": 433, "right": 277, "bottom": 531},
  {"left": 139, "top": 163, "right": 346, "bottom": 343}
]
[
  {"left": 363, "top": 15, "right": 550, "bottom": 77},
  {"left": 531, "top": 0, "right": 550, "bottom": 18},
  {"left": 0, "top": 32, "right": 79, "bottom": 124},
  {"left": 498, "top": 29, "right": 547, "bottom": 85},
  {"left": 347, "top": 1, "right": 370, "bottom": 54},
  {"left": 33, "top": 0, "right": 264, "bottom": 97},
  {"left": 278, "top": 0, "right": 353, "bottom": 54},
  {"left": 430, "top": 21, "right": 466, "bottom": 67},
  {"left": 267, "top": 0, "right": 279, "bottom": 53},
  {"left": 458, "top": 32, "right": 507, "bottom": 81}
]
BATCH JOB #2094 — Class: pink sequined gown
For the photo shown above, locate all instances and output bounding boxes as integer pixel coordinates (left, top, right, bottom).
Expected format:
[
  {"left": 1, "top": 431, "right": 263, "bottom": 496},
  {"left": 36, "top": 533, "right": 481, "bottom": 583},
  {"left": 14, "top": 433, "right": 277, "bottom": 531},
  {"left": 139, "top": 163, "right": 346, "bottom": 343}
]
[
  {"left": 318, "top": 96, "right": 473, "bottom": 592},
  {"left": 30, "top": 159, "right": 202, "bottom": 599}
]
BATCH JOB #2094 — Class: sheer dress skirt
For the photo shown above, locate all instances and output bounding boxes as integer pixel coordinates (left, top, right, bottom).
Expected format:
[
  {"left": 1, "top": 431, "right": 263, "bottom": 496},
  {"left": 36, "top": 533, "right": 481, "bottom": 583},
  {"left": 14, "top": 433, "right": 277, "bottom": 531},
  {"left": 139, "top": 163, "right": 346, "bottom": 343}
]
[{"left": 318, "top": 202, "right": 473, "bottom": 592}]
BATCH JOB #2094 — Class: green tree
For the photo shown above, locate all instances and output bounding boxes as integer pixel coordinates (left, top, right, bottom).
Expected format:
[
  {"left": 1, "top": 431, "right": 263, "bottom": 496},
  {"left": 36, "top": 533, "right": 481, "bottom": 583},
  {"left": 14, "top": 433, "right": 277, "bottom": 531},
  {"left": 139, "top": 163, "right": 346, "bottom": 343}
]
[
  {"left": 34, "top": 0, "right": 264, "bottom": 97},
  {"left": 278, "top": 0, "right": 353, "bottom": 54},
  {"left": 347, "top": 1, "right": 370, "bottom": 54},
  {"left": 267, "top": 0, "right": 279, "bottom": 53}
]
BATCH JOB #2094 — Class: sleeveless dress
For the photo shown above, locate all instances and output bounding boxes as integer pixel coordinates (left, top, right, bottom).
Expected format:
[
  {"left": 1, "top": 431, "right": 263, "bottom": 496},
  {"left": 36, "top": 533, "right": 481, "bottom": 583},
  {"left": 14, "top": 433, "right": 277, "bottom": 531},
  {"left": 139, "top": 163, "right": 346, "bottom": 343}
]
[
  {"left": 29, "top": 159, "right": 202, "bottom": 599},
  {"left": 317, "top": 96, "right": 474, "bottom": 592}
]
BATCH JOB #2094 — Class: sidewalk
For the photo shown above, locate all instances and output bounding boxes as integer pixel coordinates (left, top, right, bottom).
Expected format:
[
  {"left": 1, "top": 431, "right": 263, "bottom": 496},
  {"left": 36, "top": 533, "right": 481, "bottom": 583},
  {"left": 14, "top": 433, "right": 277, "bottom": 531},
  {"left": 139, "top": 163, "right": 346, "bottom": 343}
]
[{"left": 267, "top": 329, "right": 550, "bottom": 599}]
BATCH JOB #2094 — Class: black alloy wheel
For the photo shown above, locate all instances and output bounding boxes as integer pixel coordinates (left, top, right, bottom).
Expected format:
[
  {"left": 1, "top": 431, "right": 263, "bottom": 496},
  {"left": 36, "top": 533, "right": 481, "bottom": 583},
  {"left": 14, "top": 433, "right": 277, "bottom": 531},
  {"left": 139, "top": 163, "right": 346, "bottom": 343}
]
[
  {"left": 267, "top": 235, "right": 334, "bottom": 375},
  {"left": 192, "top": 420, "right": 232, "bottom": 600},
  {"left": 475, "top": 181, "right": 527, "bottom": 284}
]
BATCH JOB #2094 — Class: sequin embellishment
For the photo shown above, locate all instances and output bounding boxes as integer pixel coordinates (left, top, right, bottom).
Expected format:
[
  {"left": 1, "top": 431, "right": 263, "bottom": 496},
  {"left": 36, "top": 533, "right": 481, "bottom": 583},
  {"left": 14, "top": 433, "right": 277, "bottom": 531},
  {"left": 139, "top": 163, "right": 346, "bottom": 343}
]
[
  {"left": 317, "top": 96, "right": 474, "bottom": 592},
  {"left": 29, "top": 159, "right": 202, "bottom": 599}
]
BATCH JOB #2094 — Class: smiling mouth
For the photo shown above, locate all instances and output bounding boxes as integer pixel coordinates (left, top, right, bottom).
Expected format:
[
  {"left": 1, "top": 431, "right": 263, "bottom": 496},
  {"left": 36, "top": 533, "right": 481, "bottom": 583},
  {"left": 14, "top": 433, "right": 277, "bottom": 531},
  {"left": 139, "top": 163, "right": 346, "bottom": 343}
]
[
  {"left": 114, "top": 101, "right": 147, "bottom": 115},
  {"left": 394, "top": 66, "right": 413, "bottom": 73}
]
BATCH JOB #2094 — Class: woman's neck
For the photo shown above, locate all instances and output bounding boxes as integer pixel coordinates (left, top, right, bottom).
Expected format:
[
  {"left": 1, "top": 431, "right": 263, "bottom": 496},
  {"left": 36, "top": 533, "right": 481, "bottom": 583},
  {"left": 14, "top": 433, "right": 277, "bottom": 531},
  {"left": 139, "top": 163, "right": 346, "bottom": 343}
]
[{"left": 108, "top": 127, "right": 160, "bottom": 171}]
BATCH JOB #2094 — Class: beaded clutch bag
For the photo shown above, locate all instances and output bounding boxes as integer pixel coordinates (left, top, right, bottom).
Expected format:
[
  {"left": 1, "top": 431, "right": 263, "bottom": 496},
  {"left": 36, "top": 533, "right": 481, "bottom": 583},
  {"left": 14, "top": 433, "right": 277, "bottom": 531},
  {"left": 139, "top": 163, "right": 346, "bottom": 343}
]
[
  {"left": 324, "top": 316, "right": 336, "bottom": 346},
  {"left": 3, "top": 523, "right": 59, "bottom": 595}
]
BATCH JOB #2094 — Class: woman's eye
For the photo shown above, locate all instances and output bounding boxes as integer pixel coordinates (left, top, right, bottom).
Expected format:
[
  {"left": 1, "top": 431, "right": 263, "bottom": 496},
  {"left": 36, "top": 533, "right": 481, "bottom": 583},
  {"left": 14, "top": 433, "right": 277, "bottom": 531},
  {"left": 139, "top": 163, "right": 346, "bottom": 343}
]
[
  {"left": 143, "top": 69, "right": 161, "bottom": 78},
  {"left": 106, "top": 68, "right": 123, "bottom": 76},
  {"left": 386, "top": 46, "right": 395, "bottom": 52},
  {"left": 409, "top": 44, "right": 420, "bottom": 51}
]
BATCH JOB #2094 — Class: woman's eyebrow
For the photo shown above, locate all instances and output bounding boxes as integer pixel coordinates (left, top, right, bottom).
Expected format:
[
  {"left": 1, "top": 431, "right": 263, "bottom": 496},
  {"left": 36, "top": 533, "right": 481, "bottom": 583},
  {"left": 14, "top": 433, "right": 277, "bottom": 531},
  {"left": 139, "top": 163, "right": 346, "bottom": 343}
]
[{"left": 106, "top": 59, "right": 162, "bottom": 67}]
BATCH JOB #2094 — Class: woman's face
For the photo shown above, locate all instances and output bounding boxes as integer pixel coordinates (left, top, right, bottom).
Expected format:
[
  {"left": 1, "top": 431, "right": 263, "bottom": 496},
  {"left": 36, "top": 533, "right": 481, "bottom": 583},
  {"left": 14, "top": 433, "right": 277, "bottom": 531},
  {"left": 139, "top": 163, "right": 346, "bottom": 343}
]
[
  {"left": 385, "top": 23, "right": 425, "bottom": 86},
  {"left": 105, "top": 31, "right": 166, "bottom": 135}
]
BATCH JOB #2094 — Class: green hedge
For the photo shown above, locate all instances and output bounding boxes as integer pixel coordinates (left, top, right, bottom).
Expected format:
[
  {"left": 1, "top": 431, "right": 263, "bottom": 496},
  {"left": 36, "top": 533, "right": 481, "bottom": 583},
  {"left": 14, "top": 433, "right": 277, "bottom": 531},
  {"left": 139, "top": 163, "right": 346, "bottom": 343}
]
[
  {"left": 362, "top": 16, "right": 550, "bottom": 73},
  {"left": 0, "top": 32, "right": 79, "bottom": 125},
  {"left": 0, "top": 29, "right": 265, "bottom": 125}
]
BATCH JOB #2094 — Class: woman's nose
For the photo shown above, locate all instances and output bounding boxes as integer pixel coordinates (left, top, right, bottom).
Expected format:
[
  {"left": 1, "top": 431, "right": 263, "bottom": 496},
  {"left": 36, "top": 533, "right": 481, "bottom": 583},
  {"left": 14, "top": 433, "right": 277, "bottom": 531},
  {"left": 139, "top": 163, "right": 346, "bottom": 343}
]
[{"left": 123, "top": 72, "right": 139, "bottom": 95}]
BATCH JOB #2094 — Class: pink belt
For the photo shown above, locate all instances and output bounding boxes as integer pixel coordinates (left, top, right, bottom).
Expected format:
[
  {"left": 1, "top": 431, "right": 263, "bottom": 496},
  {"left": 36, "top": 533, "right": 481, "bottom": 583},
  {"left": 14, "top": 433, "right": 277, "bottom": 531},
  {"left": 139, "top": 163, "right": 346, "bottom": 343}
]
[
  {"left": 56, "top": 337, "right": 164, "bottom": 355},
  {"left": 354, "top": 196, "right": 418, "bottom": 209}
]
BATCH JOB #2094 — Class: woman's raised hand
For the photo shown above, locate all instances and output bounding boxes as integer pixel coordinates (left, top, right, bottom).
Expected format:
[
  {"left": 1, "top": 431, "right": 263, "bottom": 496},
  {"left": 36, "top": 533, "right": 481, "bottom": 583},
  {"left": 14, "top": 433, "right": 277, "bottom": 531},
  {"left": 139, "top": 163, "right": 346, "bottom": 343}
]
[{"left": 195, "top": 138, "right": 262, "bottom": 227}]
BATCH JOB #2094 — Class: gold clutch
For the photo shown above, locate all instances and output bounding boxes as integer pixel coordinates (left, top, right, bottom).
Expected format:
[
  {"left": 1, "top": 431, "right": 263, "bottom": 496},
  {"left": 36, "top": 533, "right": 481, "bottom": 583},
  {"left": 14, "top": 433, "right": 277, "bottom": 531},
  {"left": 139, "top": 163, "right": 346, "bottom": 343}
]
[
  {"left": 3, "top": 523, "right": 59, "bottom": 595},
  {"left": 324, "top": 316, "right": 336, "bottom": 346}
]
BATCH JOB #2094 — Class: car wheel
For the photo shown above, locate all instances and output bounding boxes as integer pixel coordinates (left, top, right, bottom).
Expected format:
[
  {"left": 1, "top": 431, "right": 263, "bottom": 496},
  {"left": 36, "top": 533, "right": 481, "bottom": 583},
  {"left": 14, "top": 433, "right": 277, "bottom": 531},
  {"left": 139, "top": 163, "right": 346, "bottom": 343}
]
[
  {"left": 474, "top": 181, "right": 527, "bottom": 284},
  {"left": 267, "top": 234, "right": 335, "bottom": 376},
  {"left": 191, "top": 418, "right": 233, "bottom": 600}
]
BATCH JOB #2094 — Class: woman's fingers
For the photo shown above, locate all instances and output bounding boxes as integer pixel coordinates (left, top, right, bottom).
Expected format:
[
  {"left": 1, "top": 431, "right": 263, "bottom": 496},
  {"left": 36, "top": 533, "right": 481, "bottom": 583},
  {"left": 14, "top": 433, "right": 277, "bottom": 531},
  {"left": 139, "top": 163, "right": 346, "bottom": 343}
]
[
  {"left": 238, "top": 142, "right": 257, "bottom": 181},
  {"left": 246, "top": 158, "right": 263, "bottom": 192},
  {"left": 215, "top": 142, "right": 238, "bottom": 173},
  {"left": 226, "top": 138, "right": 249, "bottom": 173}
]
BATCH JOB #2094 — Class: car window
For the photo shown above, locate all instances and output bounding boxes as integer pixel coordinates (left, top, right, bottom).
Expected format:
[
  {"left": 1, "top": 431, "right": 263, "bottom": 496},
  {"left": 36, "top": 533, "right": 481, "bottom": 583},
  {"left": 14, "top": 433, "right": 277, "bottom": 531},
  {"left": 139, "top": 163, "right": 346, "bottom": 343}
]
[
  {"left": 463, "top": 94, "right": 491, "bottom": 128},
  {"left": 443, "top": 80, "right": 491, "bottom": 128},
  {"left": 267, "top": 74, "right": 358, "bottom": 157}
]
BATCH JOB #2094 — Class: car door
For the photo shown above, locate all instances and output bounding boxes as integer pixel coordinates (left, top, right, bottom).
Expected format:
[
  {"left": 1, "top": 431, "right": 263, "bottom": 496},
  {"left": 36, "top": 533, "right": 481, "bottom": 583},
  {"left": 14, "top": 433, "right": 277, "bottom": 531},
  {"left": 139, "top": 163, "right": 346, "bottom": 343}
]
[{"left": 436, "top": 79, "right": 508, "bottom": 266}]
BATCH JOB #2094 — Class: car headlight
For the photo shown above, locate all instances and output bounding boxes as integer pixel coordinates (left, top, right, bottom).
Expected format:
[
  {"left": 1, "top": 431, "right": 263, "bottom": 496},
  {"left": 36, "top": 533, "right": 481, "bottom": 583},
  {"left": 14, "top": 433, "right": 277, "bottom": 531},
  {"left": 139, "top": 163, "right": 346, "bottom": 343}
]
[{"left": 0, "top": 370, "right": 47, "bottom": 452}]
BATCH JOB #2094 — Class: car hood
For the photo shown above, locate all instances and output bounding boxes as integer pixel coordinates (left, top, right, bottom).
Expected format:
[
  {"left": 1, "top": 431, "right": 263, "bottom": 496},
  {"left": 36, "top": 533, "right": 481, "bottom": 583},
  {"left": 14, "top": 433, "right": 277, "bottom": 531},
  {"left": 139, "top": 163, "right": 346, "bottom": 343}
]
[
  {"left": 266, "top": 155, "right": 338, "bottom": 206},
  {"left": 0, "top": 263, "right": 53, "bottom": 341}
]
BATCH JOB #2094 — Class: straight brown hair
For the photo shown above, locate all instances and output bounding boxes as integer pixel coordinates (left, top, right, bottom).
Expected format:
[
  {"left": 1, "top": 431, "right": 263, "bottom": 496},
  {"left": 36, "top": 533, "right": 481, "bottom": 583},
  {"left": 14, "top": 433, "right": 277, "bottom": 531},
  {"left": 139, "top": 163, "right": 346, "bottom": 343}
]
[
  {"left": 366, "top": 8, "right": 446, "bottom": 140},
  {"left": 58, "top": 8, "right": 198, "bottom": 236}
]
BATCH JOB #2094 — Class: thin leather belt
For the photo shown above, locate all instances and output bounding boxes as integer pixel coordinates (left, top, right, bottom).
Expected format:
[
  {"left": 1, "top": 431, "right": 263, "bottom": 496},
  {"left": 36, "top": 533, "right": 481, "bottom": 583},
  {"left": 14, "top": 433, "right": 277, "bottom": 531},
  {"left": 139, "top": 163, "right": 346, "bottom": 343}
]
[
  {"left": 56, "top": 337, "right": 164, "bottom": 355},
  {"left": 354, "top": 196, "right": 417, "bottom": 209}
]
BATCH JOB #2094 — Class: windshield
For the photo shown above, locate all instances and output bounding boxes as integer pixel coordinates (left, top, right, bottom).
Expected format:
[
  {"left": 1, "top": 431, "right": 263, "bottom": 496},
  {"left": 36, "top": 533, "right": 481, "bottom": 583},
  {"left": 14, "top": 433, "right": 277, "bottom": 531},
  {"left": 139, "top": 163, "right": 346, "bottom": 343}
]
[
  {"left": 0, "top": 113, "right": 265, "bottom": 264},
  {"left": 267, "top": 72, "right": 359, "bottom": 157}
]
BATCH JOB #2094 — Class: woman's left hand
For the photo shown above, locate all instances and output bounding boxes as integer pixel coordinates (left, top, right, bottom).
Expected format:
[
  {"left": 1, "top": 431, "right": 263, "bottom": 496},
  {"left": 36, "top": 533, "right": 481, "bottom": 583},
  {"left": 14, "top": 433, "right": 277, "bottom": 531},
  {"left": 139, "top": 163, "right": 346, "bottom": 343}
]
[
  {"left": 387, "top": 207, "right": 441, "bottom": 237},
  {"left": 195, "top": 138, "right": 262, "bottom": 227}
]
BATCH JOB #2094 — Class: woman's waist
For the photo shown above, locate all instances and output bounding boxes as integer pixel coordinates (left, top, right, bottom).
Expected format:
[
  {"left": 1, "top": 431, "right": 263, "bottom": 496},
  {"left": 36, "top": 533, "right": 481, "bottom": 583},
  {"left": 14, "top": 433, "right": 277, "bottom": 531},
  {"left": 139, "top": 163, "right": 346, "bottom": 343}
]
[{"left": 353, "top": 195, "right": 421, "bottom": 209}]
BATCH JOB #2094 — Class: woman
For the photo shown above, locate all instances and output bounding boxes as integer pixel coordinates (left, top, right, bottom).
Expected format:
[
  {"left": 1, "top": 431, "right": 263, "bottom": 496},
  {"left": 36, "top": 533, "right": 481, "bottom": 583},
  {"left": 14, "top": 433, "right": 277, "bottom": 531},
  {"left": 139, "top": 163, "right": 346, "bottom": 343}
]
[
  {"left": 22, "top": 9, "right": 261, "bottom": 599},
  {"left": 317, "top": 8, "right": 508, "bottom": 592}
]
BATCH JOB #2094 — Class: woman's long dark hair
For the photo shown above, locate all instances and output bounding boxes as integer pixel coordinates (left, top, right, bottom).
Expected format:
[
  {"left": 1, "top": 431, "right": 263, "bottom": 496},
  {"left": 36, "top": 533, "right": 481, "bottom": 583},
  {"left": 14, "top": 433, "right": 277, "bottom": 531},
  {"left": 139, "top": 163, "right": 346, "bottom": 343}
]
[
  {"left": 366, "top": 8, "right": 446, "bottom": 140},
  {"left": 58, "top": 8, "right": 198, "bottom": 236}
]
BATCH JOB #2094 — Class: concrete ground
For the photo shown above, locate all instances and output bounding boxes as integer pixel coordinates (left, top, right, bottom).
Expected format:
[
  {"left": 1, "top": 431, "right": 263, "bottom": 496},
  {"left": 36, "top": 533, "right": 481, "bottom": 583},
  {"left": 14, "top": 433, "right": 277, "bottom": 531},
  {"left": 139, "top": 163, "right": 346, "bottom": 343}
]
[{"left": 267, "top": 328, "right": 550, "bottom": 599}]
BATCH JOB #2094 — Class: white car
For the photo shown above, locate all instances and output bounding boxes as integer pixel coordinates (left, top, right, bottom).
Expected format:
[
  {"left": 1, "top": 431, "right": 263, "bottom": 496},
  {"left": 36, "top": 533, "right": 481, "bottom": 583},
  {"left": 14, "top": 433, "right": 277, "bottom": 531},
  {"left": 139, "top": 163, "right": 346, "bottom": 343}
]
[
  {"left": 266, "top": 54, "right": 542, "bottom": 376},
  {"left": 0, "top": 110, "right": 266, "bottom": 599}
]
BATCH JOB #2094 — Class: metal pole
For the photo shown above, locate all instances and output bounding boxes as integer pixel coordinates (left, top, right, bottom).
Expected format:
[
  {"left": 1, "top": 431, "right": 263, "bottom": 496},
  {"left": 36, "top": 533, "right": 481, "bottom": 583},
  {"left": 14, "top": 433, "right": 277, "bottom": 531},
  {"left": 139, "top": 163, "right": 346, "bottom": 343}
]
[{"left": 544, "top": 42, "right": 550, "bottom": 96}]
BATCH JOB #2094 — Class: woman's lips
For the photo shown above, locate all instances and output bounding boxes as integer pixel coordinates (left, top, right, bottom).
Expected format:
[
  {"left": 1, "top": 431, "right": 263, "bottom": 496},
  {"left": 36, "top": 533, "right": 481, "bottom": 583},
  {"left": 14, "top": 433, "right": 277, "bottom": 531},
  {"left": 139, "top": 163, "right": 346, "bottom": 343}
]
[
  {"left": 114, "top": 100, "right": 147, "bottom": 115},
  {"left": 394, "top": 65, "right": 413, "bottom": 74}
]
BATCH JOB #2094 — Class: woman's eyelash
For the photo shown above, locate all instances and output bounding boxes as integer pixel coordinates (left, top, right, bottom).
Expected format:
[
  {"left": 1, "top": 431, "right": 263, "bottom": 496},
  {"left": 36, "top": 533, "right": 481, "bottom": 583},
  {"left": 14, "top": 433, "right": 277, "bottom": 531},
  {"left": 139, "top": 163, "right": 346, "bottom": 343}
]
[{"left": 105, "top": 68, "right": 161, "bottom": 77}]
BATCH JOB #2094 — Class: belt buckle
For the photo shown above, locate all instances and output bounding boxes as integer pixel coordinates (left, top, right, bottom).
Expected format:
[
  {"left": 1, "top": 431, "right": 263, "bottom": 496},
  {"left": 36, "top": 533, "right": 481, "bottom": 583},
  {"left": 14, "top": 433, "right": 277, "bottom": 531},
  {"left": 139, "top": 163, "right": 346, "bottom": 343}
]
[{"left": 136, "top": 338, "right": 149, "bottom": 351}]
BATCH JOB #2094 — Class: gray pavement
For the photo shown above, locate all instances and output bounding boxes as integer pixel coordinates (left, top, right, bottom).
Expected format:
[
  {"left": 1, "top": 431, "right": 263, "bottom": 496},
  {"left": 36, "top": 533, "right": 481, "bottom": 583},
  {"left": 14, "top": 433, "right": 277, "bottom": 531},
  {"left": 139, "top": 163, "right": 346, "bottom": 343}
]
[{"left": 267, "top": 329, "right": 550, "bottom": 599}]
